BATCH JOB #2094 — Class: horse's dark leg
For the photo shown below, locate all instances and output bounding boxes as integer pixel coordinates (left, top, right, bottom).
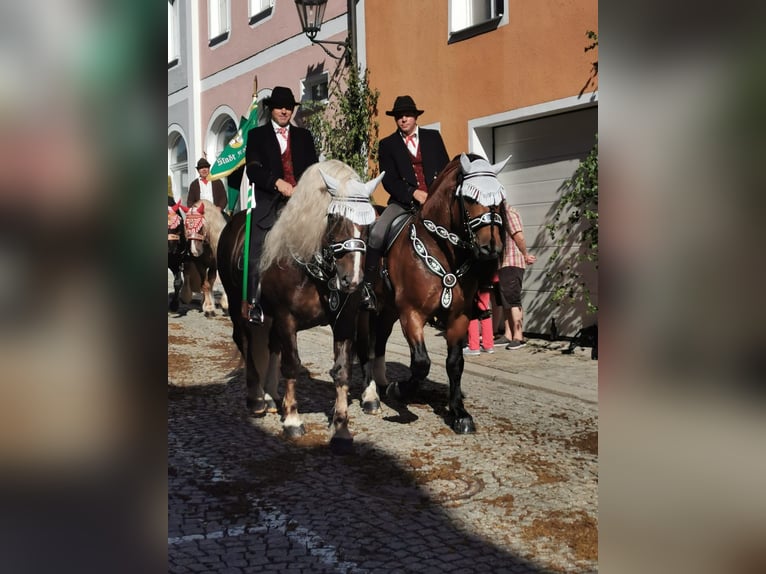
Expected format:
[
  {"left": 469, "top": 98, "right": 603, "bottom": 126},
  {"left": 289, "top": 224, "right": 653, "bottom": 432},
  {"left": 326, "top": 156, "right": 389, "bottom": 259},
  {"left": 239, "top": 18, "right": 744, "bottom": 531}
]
[
  {"left": 372, "top": 307, "right": 398, "bottom": 394},
  {"left": 202, "top": 263, "right": 216, "bottom": 317},
  {"left": 444, "top": 319, "right": 475, "bottom": 434},
  {"left": 169, "top": 262, "right": 182, "bottom": 311},
  {"left": 329, "top": 338, "right": 354, "bottom": 454},
  {"left": 388, "top": 311, "right": 430, "bottom": 401},
  {"left": 241, "top": 316, "right": 274, "bottom": 415},
  {"left": 276, "top": 317, "right": 305, "bottom": 438}
]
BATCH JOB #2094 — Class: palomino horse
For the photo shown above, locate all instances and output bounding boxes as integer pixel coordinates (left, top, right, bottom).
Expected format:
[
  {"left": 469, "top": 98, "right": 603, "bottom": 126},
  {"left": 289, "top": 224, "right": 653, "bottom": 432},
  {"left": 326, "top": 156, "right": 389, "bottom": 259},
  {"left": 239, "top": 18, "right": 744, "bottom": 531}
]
[
  {"left": 217, "top": 160, "right": 382, "bottom": 451},
  {"left": 180, "top": 199, "right": 229, "bottom": 317},
  {"left": 359, "top": 153, "right": 510, "bottom": 434},
  {"left": 167, "top": 199, "right": 186, "bottom": 312}
]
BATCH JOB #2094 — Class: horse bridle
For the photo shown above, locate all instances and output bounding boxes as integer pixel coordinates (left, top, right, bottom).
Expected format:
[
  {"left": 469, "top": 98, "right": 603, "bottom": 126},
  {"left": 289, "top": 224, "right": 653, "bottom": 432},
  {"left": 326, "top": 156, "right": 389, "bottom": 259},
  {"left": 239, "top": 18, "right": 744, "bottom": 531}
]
[
  {"left": 412, "top": 170, "right": 504, "bottom": 308},
  {"left": 184, "top": 212, "right": 207, "bottom": 243},
  {"left": 456, "top": 170, "right": 504, "bottom": 249},
  {"left": 294, "top": 216, "right": 368, "bottom": 313}
]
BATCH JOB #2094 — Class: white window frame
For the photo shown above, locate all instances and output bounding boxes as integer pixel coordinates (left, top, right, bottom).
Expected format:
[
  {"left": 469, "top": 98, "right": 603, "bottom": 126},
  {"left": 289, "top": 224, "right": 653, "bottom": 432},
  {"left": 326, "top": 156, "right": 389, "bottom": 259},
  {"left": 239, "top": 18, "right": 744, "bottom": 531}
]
[
  {"left": 249, "top": 0, "right": 274, "bottom": 18},
  {"left": 448, "top": 0, "right": 507, "bottom": 43},
  {"left": 168, "top": 0, "right": 180, "bottom": 65},
  {"left": 208, "top": 0, "right": 230, "bottom": 43}
]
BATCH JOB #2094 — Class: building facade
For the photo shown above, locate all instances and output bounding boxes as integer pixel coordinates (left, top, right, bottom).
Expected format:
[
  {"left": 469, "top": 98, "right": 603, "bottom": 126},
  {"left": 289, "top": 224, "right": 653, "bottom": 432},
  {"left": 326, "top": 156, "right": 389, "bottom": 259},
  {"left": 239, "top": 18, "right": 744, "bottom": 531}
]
[{"left": 167, "top": 0, "right": 598, "bottom": 336}]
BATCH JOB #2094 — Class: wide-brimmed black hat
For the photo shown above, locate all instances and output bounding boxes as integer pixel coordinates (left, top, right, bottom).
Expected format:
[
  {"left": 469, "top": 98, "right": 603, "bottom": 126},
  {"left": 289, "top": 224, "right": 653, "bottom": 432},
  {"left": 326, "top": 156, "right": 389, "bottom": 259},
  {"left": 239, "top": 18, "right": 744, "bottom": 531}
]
[
  {"left": 264, "top": 86, "right": 300, "bottom": 109},
  {"left": 385, "top": 95, "right": 424, "bottom": 117},
  {"left": 196, "top": 157, "right": 211, "bottom": 169}
]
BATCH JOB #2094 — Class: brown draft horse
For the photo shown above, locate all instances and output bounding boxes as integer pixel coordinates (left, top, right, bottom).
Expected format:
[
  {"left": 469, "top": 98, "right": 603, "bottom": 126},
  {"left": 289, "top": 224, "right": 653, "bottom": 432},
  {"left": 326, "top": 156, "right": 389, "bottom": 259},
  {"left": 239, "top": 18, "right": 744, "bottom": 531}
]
[
  {"left": 180, "top": 199, "right": 229, "bottom": 317},
  {"left": 167, "top": 198, "right": 186, "bottom": 312},
  {"left": 359, "top": 153, "right": 510, "bottom": 434},
  {"left": 217, "top": 160, "right": 382, "bottom": 451}
]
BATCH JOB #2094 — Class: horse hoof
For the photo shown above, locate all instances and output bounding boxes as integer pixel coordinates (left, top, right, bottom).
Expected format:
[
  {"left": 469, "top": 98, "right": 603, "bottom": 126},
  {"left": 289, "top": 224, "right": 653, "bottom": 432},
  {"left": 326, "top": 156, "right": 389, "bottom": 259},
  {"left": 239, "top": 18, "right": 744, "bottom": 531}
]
[
  {"left": 451, "top": 416, "right": 476, "bottom": 435},
  {"left": 362, "top": 399, "right": 381, "bottom": 414},
  {"left": 283, "top": 424, "right": 306, "bottom": 439},
  {"left": 385, "top": 383, "right": 402, "bottom": 401},
  {"left": 247, "top": 398, "right": 268, "bottom": 417},
  {"left": 329, "top": 436, "right": 354, "bottom": 455}
]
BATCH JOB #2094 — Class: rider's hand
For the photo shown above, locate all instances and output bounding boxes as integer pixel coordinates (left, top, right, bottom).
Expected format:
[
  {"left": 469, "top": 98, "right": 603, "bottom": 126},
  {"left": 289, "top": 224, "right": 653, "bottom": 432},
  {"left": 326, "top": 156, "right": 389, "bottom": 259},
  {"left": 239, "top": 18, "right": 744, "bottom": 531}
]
[
  {"left": 412, "top": 189, "right": 428, "bottom": 205},
  {"left": 275, "top": 179, "right": 294, "bottom": 198}
]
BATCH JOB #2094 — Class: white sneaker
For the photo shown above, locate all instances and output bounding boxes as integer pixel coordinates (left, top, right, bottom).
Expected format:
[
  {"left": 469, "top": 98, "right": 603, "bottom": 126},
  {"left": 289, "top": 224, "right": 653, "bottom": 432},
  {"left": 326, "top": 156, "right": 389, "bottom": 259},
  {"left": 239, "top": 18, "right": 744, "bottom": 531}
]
[{"left": 462, "top": 347, "right": 481, "bottom": 356}]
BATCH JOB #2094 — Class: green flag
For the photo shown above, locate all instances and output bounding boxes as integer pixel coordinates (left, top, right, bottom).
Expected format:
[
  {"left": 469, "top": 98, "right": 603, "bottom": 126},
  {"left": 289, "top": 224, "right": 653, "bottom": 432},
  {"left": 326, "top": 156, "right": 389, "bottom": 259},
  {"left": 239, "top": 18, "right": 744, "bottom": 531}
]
[{"left": 210, "top": 96, "right": 259, "bottom": 210}]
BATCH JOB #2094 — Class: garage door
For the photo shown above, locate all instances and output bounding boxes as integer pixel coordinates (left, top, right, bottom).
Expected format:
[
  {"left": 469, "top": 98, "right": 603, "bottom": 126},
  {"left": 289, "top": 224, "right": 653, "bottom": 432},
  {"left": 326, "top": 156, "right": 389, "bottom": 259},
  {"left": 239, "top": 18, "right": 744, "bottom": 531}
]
[{"left": 494, "top": 106, "right": 597, "bottom": 337}]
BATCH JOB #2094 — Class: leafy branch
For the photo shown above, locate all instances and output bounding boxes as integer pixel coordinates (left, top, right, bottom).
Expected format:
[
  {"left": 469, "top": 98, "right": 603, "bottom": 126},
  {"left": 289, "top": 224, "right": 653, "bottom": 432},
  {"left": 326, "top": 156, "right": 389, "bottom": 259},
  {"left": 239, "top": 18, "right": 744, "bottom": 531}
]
[
  {"left": 546, "top": 135, "right": 598, "bottom": 313},
  {"left": 302, "top": 65, "right": 380, "bottom": 183}
]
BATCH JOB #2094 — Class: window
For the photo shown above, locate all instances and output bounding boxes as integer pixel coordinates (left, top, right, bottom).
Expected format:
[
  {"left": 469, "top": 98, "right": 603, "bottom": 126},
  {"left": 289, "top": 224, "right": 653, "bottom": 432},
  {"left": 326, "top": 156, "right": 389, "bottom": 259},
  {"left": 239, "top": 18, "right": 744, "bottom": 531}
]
[
  {"left": 168, "top": 132, "right": 189, "bottom": 204},
  {"left": 208, "top": 0, "right": 230, "bottom": 47},
  {"left": 449, "top": 0, "right": 504, "bottom": 44},
  {"left": 301, "top": 74, "right": 329, "bottom": 104},
  {"left": 249, "top": 0, "right": 273, "bottom": 25},
  {"left": 168, "top": 0, "right": 179, "bottom": 67},
  {"left": 214, "top": 116, "right": 238, "bottom": 157}
]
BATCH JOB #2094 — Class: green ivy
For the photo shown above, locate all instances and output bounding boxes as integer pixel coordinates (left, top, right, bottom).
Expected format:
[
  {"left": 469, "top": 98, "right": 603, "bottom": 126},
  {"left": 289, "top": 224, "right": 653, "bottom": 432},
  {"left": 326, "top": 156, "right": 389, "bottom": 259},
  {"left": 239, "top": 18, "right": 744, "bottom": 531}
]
[
  {"left": 546, "top": 135, "right": 598, "bottom": 314},
  {"left": 545, "top": 31, "right": 598, "bottom": 314},
  {"left": 302, "top": 65, "right": 380, "bottom": 184}
]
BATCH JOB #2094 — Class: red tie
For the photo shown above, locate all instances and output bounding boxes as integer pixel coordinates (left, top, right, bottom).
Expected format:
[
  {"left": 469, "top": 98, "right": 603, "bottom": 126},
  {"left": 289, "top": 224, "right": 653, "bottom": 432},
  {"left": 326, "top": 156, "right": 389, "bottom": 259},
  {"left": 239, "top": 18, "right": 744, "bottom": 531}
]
[
  {"left": 201, "top": 178, "right": 208, "bottom": 184},
  {"left": 405, "top": 134, "right": 417, "bottom": 154},
  {"left": 277, "top": 127, "right": 287, "bottom": 138}
]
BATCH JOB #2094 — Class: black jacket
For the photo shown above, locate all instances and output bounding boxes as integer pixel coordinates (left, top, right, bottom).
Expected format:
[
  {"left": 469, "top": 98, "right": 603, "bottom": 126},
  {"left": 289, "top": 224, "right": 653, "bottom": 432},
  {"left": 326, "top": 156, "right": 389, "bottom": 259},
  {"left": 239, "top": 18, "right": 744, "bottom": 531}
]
[
  {"left": 378, "top": 127, "right": 449, "bottom": 208},
  {"left": 245, "top": 124, "right": 318, "bottom": 229}
]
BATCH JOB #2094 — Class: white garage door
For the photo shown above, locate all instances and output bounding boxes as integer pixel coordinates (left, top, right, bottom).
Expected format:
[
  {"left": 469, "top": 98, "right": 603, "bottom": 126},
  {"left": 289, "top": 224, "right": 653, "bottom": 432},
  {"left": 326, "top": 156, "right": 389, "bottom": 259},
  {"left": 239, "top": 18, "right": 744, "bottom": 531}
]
[{"left": 494, "top": 106, "right": 597, "bottom": 337}]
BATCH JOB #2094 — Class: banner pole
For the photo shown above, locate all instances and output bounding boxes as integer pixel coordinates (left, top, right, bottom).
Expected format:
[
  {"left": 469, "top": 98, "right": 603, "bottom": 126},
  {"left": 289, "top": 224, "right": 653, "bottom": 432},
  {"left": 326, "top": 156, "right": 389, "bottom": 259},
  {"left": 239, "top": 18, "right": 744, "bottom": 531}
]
[
  {"left": 240, "top": 75, "right": 258, "bottom": 305},
  {"left": 241, "top": 183, "right": 254, "bottom": 302}
]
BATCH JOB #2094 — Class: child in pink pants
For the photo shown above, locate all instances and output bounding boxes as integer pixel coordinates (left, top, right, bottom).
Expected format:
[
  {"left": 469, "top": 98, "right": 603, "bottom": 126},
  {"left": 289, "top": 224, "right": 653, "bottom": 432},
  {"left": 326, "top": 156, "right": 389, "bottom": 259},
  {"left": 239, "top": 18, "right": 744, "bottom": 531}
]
[{"left": 464, "top": 285, "right": 495, "bottom": 355}]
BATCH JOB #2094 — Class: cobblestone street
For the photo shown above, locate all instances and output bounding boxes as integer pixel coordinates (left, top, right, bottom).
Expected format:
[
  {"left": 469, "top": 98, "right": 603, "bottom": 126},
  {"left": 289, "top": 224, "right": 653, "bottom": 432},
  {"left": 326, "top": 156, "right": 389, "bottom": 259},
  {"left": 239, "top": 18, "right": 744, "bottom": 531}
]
[{"left": 168, "top": 292, "right": 598, "bottom": 573}]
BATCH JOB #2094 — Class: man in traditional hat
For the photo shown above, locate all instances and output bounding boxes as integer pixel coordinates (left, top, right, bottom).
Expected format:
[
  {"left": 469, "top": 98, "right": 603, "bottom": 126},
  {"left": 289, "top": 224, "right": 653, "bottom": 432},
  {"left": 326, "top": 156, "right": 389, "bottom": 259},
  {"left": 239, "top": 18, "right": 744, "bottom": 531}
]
[
  {"left": 242, "top": 86, "right": 319, "bottom": 324},
  {"left": 186, "top": 157, "right": 228, "bottom": 211},
  {"left": 361, "top": 95, "right": 450, "bottom": 310}
]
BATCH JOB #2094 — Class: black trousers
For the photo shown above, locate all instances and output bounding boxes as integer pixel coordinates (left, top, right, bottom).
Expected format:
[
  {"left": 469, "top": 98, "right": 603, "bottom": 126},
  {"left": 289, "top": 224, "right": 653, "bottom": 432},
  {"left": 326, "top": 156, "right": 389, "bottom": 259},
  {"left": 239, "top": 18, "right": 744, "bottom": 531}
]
[{"left": 246, "top": 225, "right": 267, "bottom": 301}]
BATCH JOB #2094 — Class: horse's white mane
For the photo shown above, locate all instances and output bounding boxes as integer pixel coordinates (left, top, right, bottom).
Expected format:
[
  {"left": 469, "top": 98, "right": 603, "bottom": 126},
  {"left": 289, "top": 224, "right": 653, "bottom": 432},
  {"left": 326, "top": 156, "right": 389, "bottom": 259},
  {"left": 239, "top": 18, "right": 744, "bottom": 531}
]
[
  {"left": 190, "top": 199, "right": 228, "bottom": 255},
  {"left": 260, "top": 160, "right": 361, "bottom": 272}
]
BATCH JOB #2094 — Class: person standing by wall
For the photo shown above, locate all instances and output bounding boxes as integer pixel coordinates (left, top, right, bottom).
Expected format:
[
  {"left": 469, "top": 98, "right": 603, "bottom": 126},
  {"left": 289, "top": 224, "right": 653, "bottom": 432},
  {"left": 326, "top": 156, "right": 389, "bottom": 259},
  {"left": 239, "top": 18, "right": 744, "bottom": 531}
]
[
  {"left": 242, "top": 86, "right": 318, "bottom": 324},
  {"left": 463, "top": 273, "right": 497, "bottom": 356},
  {"left": 186, "top": 157, "right": 227, "bottom": 211},
  {"left": 498, "top": 204, "right": 536, "bottom": 349},
  {"left": 362, "top": 95, "right": 450, "bottom": 310}
]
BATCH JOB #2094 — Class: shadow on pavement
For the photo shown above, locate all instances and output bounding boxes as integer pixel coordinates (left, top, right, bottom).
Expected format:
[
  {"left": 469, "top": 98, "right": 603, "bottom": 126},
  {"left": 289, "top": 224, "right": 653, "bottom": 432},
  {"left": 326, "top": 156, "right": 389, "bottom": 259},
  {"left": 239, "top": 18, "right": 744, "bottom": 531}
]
[{"left": 168, "top": 373, "right": 549, "bottom": 573}]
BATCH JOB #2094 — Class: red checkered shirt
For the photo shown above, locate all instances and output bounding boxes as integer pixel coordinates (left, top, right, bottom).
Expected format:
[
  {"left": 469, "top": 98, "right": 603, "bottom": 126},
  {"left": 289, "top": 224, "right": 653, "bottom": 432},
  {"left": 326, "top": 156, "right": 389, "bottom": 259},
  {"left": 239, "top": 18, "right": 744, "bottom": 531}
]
[{"left": 500, "top": 204, "right": 526, "bottom": 269}]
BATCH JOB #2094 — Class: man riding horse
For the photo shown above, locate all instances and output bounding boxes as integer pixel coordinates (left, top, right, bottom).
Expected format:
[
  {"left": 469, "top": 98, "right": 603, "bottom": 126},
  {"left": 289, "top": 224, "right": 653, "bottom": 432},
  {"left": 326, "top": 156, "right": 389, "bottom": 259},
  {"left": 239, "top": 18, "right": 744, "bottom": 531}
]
[{"left": 242, "top": 86, "right": 319, "bottom": 324}]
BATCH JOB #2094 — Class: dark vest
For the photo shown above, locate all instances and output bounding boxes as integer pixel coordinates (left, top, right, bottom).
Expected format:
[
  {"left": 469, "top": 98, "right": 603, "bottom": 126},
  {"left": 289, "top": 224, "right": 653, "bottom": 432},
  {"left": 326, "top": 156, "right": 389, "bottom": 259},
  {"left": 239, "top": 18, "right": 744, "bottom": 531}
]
[
  {"left": 410, "top": 146, "right": 427, "bottom": 192},
  {"left": 281, "top": 137, "right": 297, "bottom": 186}
]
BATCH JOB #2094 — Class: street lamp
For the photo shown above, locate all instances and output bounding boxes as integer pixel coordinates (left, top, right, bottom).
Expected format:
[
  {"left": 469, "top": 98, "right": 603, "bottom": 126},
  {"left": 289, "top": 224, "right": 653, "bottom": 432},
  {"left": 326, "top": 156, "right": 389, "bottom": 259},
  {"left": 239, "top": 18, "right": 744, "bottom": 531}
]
[{"left": 294, "top": 0, "right": 356, "bottom": 65}]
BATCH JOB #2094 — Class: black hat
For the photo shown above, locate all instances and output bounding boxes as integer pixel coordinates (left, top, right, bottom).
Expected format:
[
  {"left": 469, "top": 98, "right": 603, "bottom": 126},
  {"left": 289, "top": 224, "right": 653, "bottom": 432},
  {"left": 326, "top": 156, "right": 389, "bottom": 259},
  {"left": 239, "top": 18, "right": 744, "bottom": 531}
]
[
  {"left": 385, "top": 95, "right": 424, "bottom": 117},
  {"left": 264, "top": 86, "right": 300, "bottom": 109},
  {"left": 196, "top": 157, "right": 211, "bottom": 169}
]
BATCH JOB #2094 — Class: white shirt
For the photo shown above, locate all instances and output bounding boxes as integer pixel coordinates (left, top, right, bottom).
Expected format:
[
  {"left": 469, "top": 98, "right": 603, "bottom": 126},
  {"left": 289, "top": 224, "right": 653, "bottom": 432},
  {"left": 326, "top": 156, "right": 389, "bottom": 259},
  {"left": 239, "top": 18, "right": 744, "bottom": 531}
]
[
  {"left": 272, "top": 120, "right": 290, "bottom": 154},
  {"left": 198, "top": 178, "right": 214, "bottom": 203},
  {"left": 402, "top": 127, "right": 419, "bottom": 156}
]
